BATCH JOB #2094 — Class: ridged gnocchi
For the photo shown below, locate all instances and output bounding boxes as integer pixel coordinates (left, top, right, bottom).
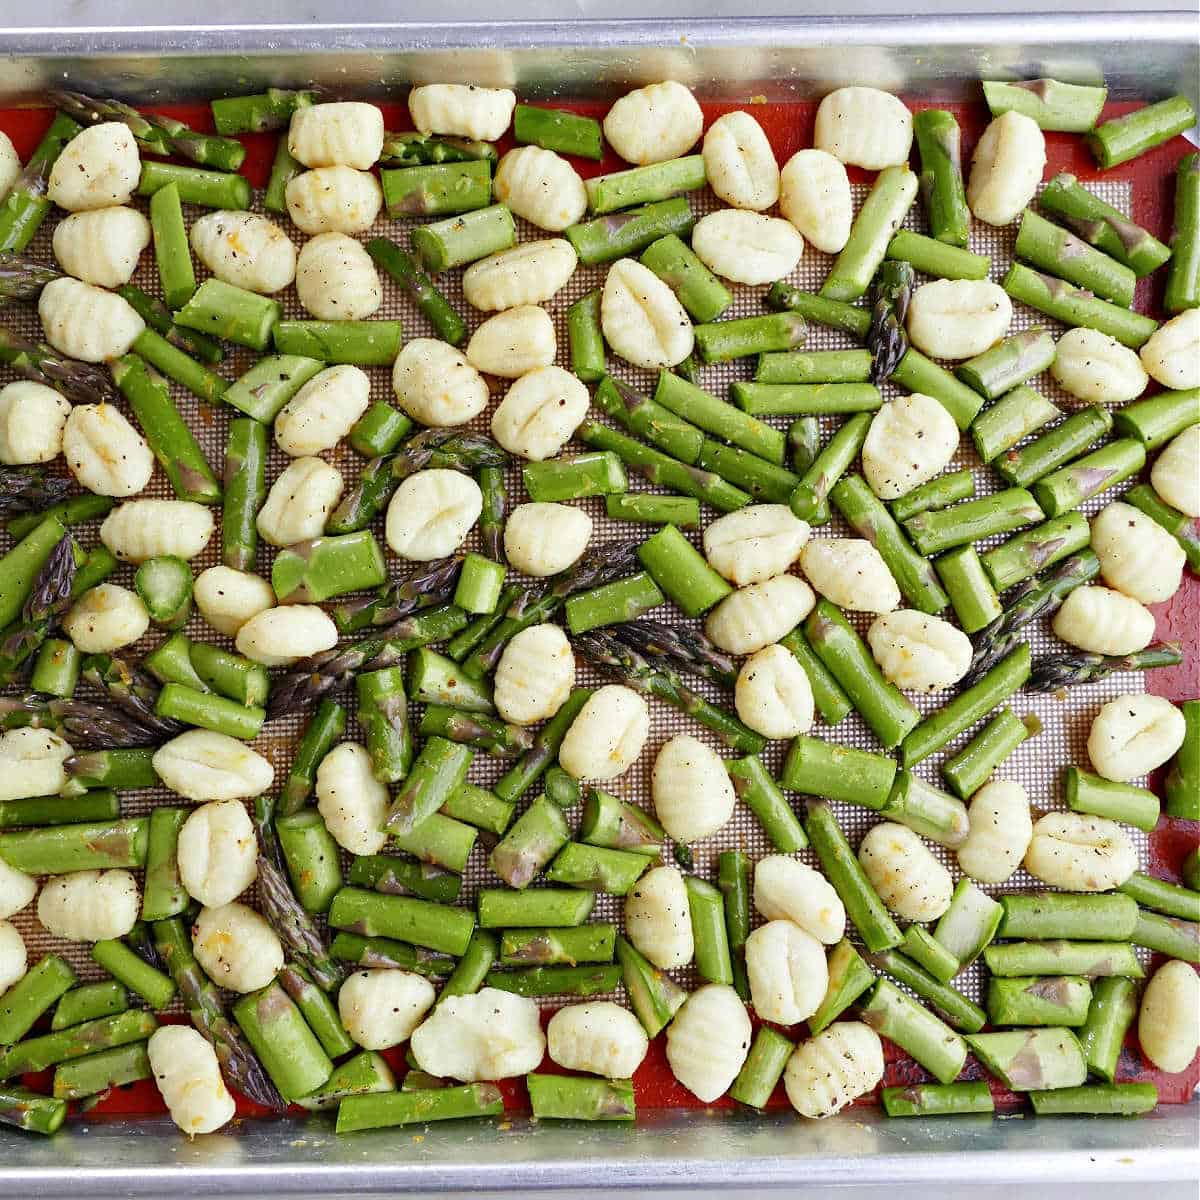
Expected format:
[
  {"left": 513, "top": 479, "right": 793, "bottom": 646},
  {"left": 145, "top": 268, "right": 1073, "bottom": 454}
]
[
  {"left": 101, "top": 499, "right": 215, "bottom": 562},
  {"left": 393, "top": 338, "right": 489, "bottom": 427},
  {"left": 408, "top": 85, "right": 516, "bottom": 142},
  {"left": 38, "top": 277, "right": 144, "bottom": 363},
  {"left": 1090, "top": 501, "right": 1185, "bottom": 604},
  {"left": 1050, "top": 327, "right": 1148, "bottom": 405},
  {"left": 177, "top": 800, "right": 258, "bottom": 907},
  {"left": 703, "top": 504, "right": 810, "bottom": 587},
  {"left": 152, "top": 729, "right": 275, "bottom": 803},
  {"left": 192, "top": 901, "right": 283, "bottom": 993},
  {"left": 784, "top": 1022, "right": 884, "bottom": 1118},
  {"left": 0, "top": 858, "right": 36, "bottom": 920},
  {"left": 704, "top": 574, "right": 816, "bottom": 656},
  {"left": 257, "top": 456, "right": 344, "bottom": 546},
  {"left": 906, "top": 278, "right": 1013, "bottom": 360},
  {"left": 1138, "top": 960, "right": 1200, "bottom": 1073},
  {"left": 703, "top": 111, "right": 780, "bottom": 211},
  {"left": 691, "top": 209, "right": 805, "bottom": 286},
  {"left": 1087, "top": 693, "right": 1187, "bottom": 783},
  {"left": 1150, "top": 425, "right": 1200, "bottom": 517},
  {"left": 602, "top": 81, "right": 704, "bottom": 166},
  {"left": 1138, "top": 309, "right": 1200, "bottom": 390},
  {"left": 754, "top": 854, "right": 845, "bottom": 945},
  {"left": 1051, "top": 585, "right": 1155, "bottom": 656},
  {"left": 652, "top": 734, "right": 735, "bottom": 843},
  {"left": 967, "top": 110, "right": 1046, "bottom": 226},
  {"left": 624, "top": 865, "right": 693, "bottom": 969},
  {"left": 338, "top": 969, "right": 435, "bottom": 1050},
  {"left": 148, "top": 1025, "right": 235, "bottom": 1136},
  {"left": 547, "top": 1001, "right": 649, "bottom": 1078},
  {"left": 285, "top": 166, "right": 383, "bottom": 235},
  {"left": 601, "top": 258, "right": 694, "bottom": 369},
  {"left": 778, "top": 149, "right": 853, "bottom": 254},
  {"left": 288, "top": 102, "right": 385, "bottom": 170},
  {"left": 410, "top": 987, "right": 545, "bottom": 1081},
  {"left": 466, "top": 306, "right": 556, "bottom": 379},
  {"left": 800, "top": 538, "right": 900, "bottom": 614},
  {"left": 37, "top": 870, "right": 139, "bottom": 941},
  {"left": 0, "top": 728, "right": 73, "bottom": 803},
  {"left": 858, "top": 822, "right": 953, "bottom": 922},
  {"left": 52, "top": 206, "right": 150, "bottom": 288},
  {"left": 503, "top": 501, "right": 592, "bottom": 577},
  {"left": 385, "top": 469, "right": 482, "bottom": 560},
  {"left": 559, "top": 684, "right": 649, "bottom": 781},
  {"left": 193, "top": 566, "right": 275, "bottom": 638},
  {"left": 665, "top": 983, "right": 752, "bottom": 1103},
  {"left": 1023, "top": 811, "right": 1137, "bottom": 891},
  {"left": 0, "top": 132, "right": 18, "bottom": 199},
  {"left": 745, "top": 919, "right": 828, "bottom": 1026},
  {"left": 275, "top": 364, "right": 371, "bottom": 457},
  {"left": 463, "top": 238, "right": 577, "bottom": 312},
  {"left": 189, "top": 211, "right": 297, "bottom": 294},
  {"left": 47, "top": 122, "right": 140, "bottom": 211},
  {"left": 317, "top": 742, "right": 389, "bottom": 856},
  {"left": 734, "top": 644, "right": 815, "bottom": 739},
  {"left": 490, "top": 365, "right": 589, "bottom": 460},
  {"left": 956, "top": 779, "right": 1032, "bottom": 884},
  {"left": 494, "top": 146, "right": 587, "bottom": 231},
  {"left": 0, "top": 381, "right": 70, "bottom": 465},
  {"left": 814, "top": 87, "right": 913, "bottom": 170},
  {"left": 862, "top": 393, "right": 961, "bottom": 499},
  {"left": 867, "top": 609, "right": 972, "bottom": 692},
  {"left": 63, "top": 403, "right": 154, "bottom": 497},
  {"left": 63, "top": 583, "right": 149, "bottom": 652},
  {"left": 294, "top": 232, "right": 381, "bottom": 320},
  {"left": 235, "top": 604, "right": 337, "bottom": 667},
  {"left": 494, "top": 623, "right": 575, "bottom": 725}
]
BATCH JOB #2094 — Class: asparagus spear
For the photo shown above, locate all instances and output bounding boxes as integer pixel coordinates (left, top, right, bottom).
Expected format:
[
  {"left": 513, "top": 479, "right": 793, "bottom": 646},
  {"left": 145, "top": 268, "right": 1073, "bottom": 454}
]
[
  {"left": 332, "top": 556, "right": 462, "bottom": 633},
  {"left": 0, "top": 324, "right": 117, "bottom": 404},
  {"left": 80, "top": 653, "right": 186, "bottom": 740},
  {"left": 866, "top": 259, "right": 914, "bottom": 384},
  {"left": 1, "top": 695, "right": 170, "bottom": 749},
  {"left": 601, "top": 620, "right": 737, "bottom": 688},
  {"left": 1028, "top": 643, "right": 1182, "bottom": 691},
  {"left": 0, "top": 113, "right": 81, "bottom": 254},
  {"left": 0, "top": 251, "right": 62, "bottom": 302},
  {"left": 0, "top": 533, "right": 77, "bottom": 684}
]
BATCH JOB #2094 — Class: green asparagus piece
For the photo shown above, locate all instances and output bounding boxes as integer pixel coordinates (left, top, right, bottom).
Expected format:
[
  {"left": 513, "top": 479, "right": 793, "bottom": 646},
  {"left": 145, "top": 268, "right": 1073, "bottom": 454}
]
[
  {"left": 0, "top": 955, "right": 76, "bottom": 1044},
  {"left": 1165, "top": 154, "right": 1199, "bottom": 313},
  {"left": 1079, "top": 976, "right": 1138, "bottom": 1083},
  {"left": 887, "top": 229, "right": 989, "bottom": 280},
  {"left": 993, "top": 397, "right": 1112, "bottom": 488},
  {"left": 788, "top": 412, "right": 872, "bottom": 525},
  {"left": 337, "top": 1083, "right": 503, "bottom": 1132},
  {"left": 381, "top": 160, "right": 491, "bottom": 217},
  {"left": 366, "top": 237, "right": 467, "bottom": 345},
  {"left": 410, "top": 204, "right": 515, "bottom": 273},
  {"left": 862, "top": 978, "right": 967, "bottom": 1085},
  {"left": 1014, "top": 209, "right": 1136, "bottom": 306},
  {"left": 174, "top": 278, "right": 281, "bottom": 351},
  {"left": 486, "top": 964, "right": 620, "bottom": 998},
  {"left": 729, "top": 1027, "right": 793, "bottom": 1109},
  {"left": 1164, "top": 698, "right": 1199, "bottom": 820},
  {"left": 822, "top": 166, "right": 918, "bottom": 301},
  {"left": 232, "top": 982, "right": 333, "bottom": 1103},
  {"left": 0, "top": 1010, "right": 157, "bottom": 1080},
  {"left": 913, "top": 109, "right": 971, "bottom": 247},
  {"left": 882, "top": 1081, "right": 994, "bottom": 1117},
  {"left": 1065, "top": 767, "right": 1160, "bottom": 832},
  {"left": 586, "top": 156, "right": 706, "bottom": 214},
  {"left": 565, "top": 198, "right": 695, "bottom": 266},
  {"left": 870, "top": 949, "right": 986, "bottom": 1033},
  {"left": 983, "top": 940, "right": 1143, "bottom": 979},
  {"left": 329, "top": 887, "right": 475, "bottom": 957},
  {"left": 476, "top": 887, "right": 595, "bottom": 930},
  {"left": 890, "top": 469, "right": 976, "bottom": 524},
  {"left": 641, "top": 233, "right": 732, "bottom": 322},
  {"left": 971, "top": 385, "right": 1061, "bottom": 464},
  {"left": 1120, "top": 873, "right": 1200, "bottom": 923},
  {"left": 91, "top": 939, "right": 176, "bottom": 1010},
  {"left": 51, "top": 981, "right": 128, "bottom": 1032},
  {"left": 933, "top": 879, "right": 1003, "bottom": 967},
  {"left": 727, "top": 755, "right": 807, "bottom": 852},
  {"left": 513, "top": 105, "right": 603, "bottom": 158},
  {"left": 329, "top": 932, "right": 455, "bottom": 978},
  {"left": 272, "top": 320, "right": 402, "bottom": 367},
  {"left": 1003, "top": 263, "right": 1157, "bottom": 348},
  {"left": 1088, "top": 95, "right": 1196, "bottom": 169},
  {"left": 942, "top": 708, "right": 1040, "bottom": 800},
  {"left": 52, "top": 1041, "right": 152, "bottom": 1101},
  {"left": 1031, "top": 438, "right": 1146, "bottom": 517},
  {"left": 138, "top": 160, "right": 252, "bottom": 210},
  {"left": 0, "top": 113, "right": 81, "bottom": 253}
]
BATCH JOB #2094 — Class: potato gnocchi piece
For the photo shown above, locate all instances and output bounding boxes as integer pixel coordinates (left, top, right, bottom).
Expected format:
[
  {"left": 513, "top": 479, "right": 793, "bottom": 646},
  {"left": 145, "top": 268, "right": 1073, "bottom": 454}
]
[
  {"left": 858, "top": 822, "right": 953, "bottom": 922},
  {"left": 285, "top": 166, "right": 383, "bottom": 235},
  {"left": 956, "top": 779, "right": 1032, "bottom": 884},
  {"left": 801, "top": 538, "right": 900, "bottom": 615},
  {"left": 101, "top": 499, "right": 215, "bottom": 562},
  {"left": 47, "top": 122, "right": 140, "bottom": 211},
  {"left": 704, "top": 574, "right": 816, "bottom": 656},
  {"left": 559, "top": 684, "right": 649, "bottom": 781},
  {"left": 703, "top": 111, "right": 780, "bottom": 211},
  {"left": 0, "top": 132, "right": 18, "bottom": 199},
  {"left": 784, "top": 1022, "right": 884, "bottom": 1119},
  {"left": 193, "top": 566, "right": 275, "bottom": 638},
  {"left": 778, "top": 149, "right": 853, "bottom": 254},
  {"left": 410, "top": 987, "right": 545, "bottom": 1081},
  {"left": 503, "top": 502, "right": 592, "bottom": 577},
  {"left": 906, "top": 278, "right": 1013, "bottom": 360},
  {"left": 1138, "top": 308, "right": 1200, "bottom": 391},
  {"left": 385, "top": 469, "right": 482, "bottom": 561},
  {"left": 392, "top": 338, "right": 489, "bottom": 427},
  {"left": 745, "top": 920, "right": 828, "bottom": 1026},
  {"left": 814, "top": 87, "right": 913, "bottom": 170},
  {"left": 1051, "top": 585, "right": 1155, "bottom": 656},
  {"left": 294, "top": 232, "right": 381, "bottom": 320},
  {"left": 624, "top": 865, "right": 693, "bottom": 970},
  {"left": 37, "top": 870, "right": 139, "bottom": 942},
  {"left": 338, "top": 969, "right": 436, "bottom": 1050},
  {"left": 0, "top": 728, "right": 73, "bottom": 803},
  {"left": 316, "top": 742, "right": 389, "bottom": 857},
  {"left": 1150, "top": 425, "right": 1200, "bottom": 518},
  {"left": 463, "top": 238, "right": 578, "bottom": 312},
  {"left": 408, "top": 84, "right": 516, "bottom": 142},
  {"left": 257, "top": 456, "right": 344, "bottom": 547},
  {"left": 862, "top": 393, "right": 961, "bottom": 500},
  {"left": 1138, "top": 960, "right": 1200, "bottom": 1073},
  {"left": 235, "top": 604, "right": 337, "bottom": 667},
  {"left": 467, "top": 306, "right": 557, "bottom": 379},
  {"left": 153, "top": 729, "right": 275, "bottom": 803},
  {"left": 1090, "top": 501, "right": 1185, "bottom": 605},
  {"left": 600, "top": 257, "right": 694, "bottom": 369},
  {"left": 1023, "top": 811, "right": 1137, "bottom": 891},
  {"left": 734, "top": 644, "right": 814, "bottom": 739},
  {"left": 494, "top": 623, "right": 575, "bottom": 726},
  {"left": 867, "top": 609, "right": 972, "bottom": 693},
  {"left": 665, "top": 983, "right": 751, "bottom": 1103},
  {"left": 275, "top": 363, "right": 371, "bottom": 457},
  {"left": 0, "top": 922, "right": 25, "bottom": 993},
  {"left": 192, "top": 902, "right": 283, "bottom": 993},
  {"left": 1050, "top": 327, "right": 1148, "bottom": 405},
  {"left": 753, "top": 854, "right": 845, "bottom": 945},
  {"left": 0, "top": 381, "right": 70, "bottom": 465},
  {"left": 189, "top": 211, "right": 297, "bottom": 295},
  {"left": 967, "top": 110, "right": 1046, "bottom": 226},
  {"left": 547, "top": 1001, "right": 649, "bottom": 1078},
  {"left": 602, "top": 81, "right": 704, "bottom": 166},
  {"left": 0, "top": 859, "right": 36, "bottom": 920},
  {"left": 652, "top": 734, "right": 735, "bottom": 843},
  {"left": 1087, "top": 693, "right": 1187, "bottom": 784},
  {"left": 490, "top": 366, "right": 589, "bottom": 460},
  {"left": 703, "top": 504, "right": 810, "bottom": 586},
  {"left": 494, "top": 146, "right": 587, "bottom": 231},
  {"left": 288, "top": 102, "right": 385, "bottom": 170},
  {"left": 177, "top": 800, "right": 258, "bottom": 907},
  {"left": 63, "top": 583, "right": 149, "bottom": 653},
  {"left": 38, "top": 277, "right": 144, "bottom": 363},
  {"left": 63, "top": 404, "right": 154, "bottom": 497},
  {"left": 691, "top": 209, "right": 805, "bottom": 286},
  {"left": 52, "top": 206, "right": 150, "bottom": 288},
  {"left": 148, "top": 1025, "right": 235, "bottom": 1136}
]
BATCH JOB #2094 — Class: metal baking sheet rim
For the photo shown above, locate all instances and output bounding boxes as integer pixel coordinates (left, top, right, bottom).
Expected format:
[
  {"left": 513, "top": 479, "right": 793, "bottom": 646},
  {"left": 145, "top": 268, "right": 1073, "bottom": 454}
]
[{"left": 0, "top": 11, "right": 1197, "bottom": 1195}]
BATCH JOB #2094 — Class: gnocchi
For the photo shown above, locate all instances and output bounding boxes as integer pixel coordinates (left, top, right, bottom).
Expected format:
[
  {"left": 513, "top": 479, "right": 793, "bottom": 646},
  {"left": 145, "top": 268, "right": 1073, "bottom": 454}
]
[
  {"left": 734, "top": 644, "right": 815, "bottom": 739},
  {"left": 0, "top": 922, "right": 26, "bottom": 993},
  {"left": 956, "top": 779, "right": 1032, "bottom": 884},
  {"left": 1087, "top": 693, "right": 1187, "bottom": 783},
  {"left": 466, "top": 306, "right": 556, "bottom": 378},
  {"left": 177, "top": 800, "right": 258, "bottom": 907},
  {"left": 1138, "top": 960, "right": 1200, "bottom": 1073},
  {"left": 546, "top": 1001, "right": 649, "bottom": 1078},
  {"left": 463, "top": 238, "right": 578, "bottom": 312},
  {"left": 0, "top": 728, "right": 73, "bottom": 803},
  {"left": 47, "top": 122, "right": 140, "bottom": 211},
  {"left": 1050, "top": 327, "right": 1148, "bottom": 405},
  {"left": 745, "top": 920, "right": 828, "bottom": 1026},
  {"left": 1090, "top": 501, "right": 1185, "bottom": 605},
  {"left": 295, "top": 232, "right": 381, "bottom": 320},
  {"left": 704, "top": 574, "right": 816, "bottom": 655},
  {"left": 858, "top": 822, "right": 953, "bottom": 922},
  {"left": 189, "top": 211, "right": 297, "bottom": 294},
  {"left": 235, "top": 604, "right": 338, "bottom": 667},
  {"left": 703, "top": 111, "right": 780, "bottom": 211},
  {"left": 503, "top": 501, "right": 592, "bottom": 577},
  {"left": 392, "top": 338, "right": 489, "bottom": 427},
  {"left": 490, "top": 366, "right": 589, "bottom": 460},
  {"left": 338, "top": 969, "right": 436, "bottom": 1050},
  {"left": 967, "top": 110, "right": 1046, "bottom": 226},
  {"left": 275, "top": 363, "right": 371, "bottom": 457},
  {"left": 800, "top": 538, "right": 900, "bottom": 614},
  {"left": 0, "top": 858, "right": 36, "bottom": 920},
  {"left": 410, "top": 987, "right": 545, "bottom": 1081},
  {"left": 652, "top": 734, "right": 735, "bottom": 843},
  {"left": 62, "top": 583, "right": 149, "bottom": 653},
  {"left": 37, "top": 870, "right": 139, "bottom": 941},
  {"left": 317, "top": 742, "right": 390, "bottom": 856},
  {"left": 38, "top": 277, "right": 144, "bottom": 363},
  {"left": 153, "top": 729, "right": 275, "bottom": 803},
  {"left": 494, "top": 623, "right": 575, "bottom": 726},
  {"left": 778, "top": 149, "right": 853, "bottom": 254},
  {"left": 494, "top": 146, "right": 587, "bottom": 231},
  {"left": 703, "top": 504, "right": 810, "bottom": 586},
  {"left": 1150, "top": 425, "right": 1200, "bottom": 518},
  {"left": 784, "top": 1022, "right": 885, "bottom": 1119},
  {"left": 624, "top": 865, "right": 693, "bottom": 969},
  {"left": 148, "top": 1025, "right": 236, "bottom": 1136},
  {"left": 1023, "top": 811, "right": 1137, "bottom": 891},
  {"left": 408, "top": 85, "right": 516, "bottom": 142},
  {"left": 288, "top": 102, "right": 385, "bottom": 170},
  {"left": 665, "top": 983, "right": 752, "bottom": 1103},
  {"left": 100, "top": 499, "right": 215, "bottom": 562},
  {"left": 0, "top": 131, "right": 17, "bottom": 199},
  {"left": 1051, "top": 585, "right": 1155, "bottom": 656},
  {"left": 600, "top": 258, "right": 694, "bottom": 369},
  {"left": 867, "top": 609, "right": 972, "bottom": 693},
  {"left": 63, "top": 404, "right": 154, "bottom": 497},
  {"left": 192, "top": 902, "right": 283, "bottom": 993},
  {"left": 753, "top": 854, "right": 845, "bottom": 945},
  {"left": 0, "top": 381, "right": 70, "bottom": 465},
  {"left": 691, "top": 209, "right": 805, "bottom": 286},
  {"left": 257, "top": 456, "right": 344, "bottom": 547},
  {"left": 906, "top": 278, "right": 1013, "bottom": 360},
  {"left": 602, "top": 81, "right": 704, "bottom": 166},
  {"left": 1138, "top": 308, "right": 1200, "bottom": 390},
  {"left": 558, "top": 684, "right": 650, "bottom": 781},
  {"left": 385, "top": 469, "right": 482, "bottom": 560},
  {"left": 52, "top": 206, "right": 150, "bottom": 288},
  {"left": 193, "top": 566, "right": 275, "bottom": 638},
  {"left": 285, "top": 166, "right": 383, "bottom": 235},
  {"left": 814, "top": 87, "right": 913, "bottom": 170},
  {"left": 862, "top": 393, "right": 961, "bottom": 500}
]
